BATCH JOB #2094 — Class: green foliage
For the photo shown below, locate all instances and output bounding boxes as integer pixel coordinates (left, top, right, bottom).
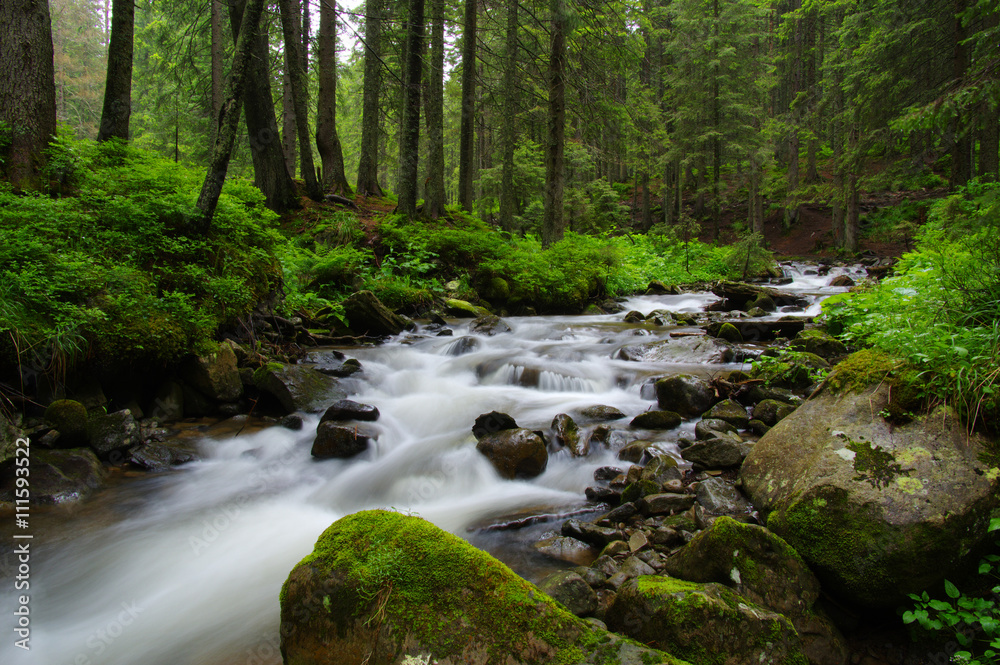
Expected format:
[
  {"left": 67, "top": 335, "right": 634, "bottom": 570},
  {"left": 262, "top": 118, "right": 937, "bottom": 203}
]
[
  {"left": 0, "top": 141, "right": 282, "bottom": 374},
  {"left": 903, "top": 519, "right": 1000, "bottom": 665},
  {"left": 726, "top": 229, "right": 775, "bottom": 281},
  {"left": 822, "top": 182, "right": 1000, "bottom": 431}
]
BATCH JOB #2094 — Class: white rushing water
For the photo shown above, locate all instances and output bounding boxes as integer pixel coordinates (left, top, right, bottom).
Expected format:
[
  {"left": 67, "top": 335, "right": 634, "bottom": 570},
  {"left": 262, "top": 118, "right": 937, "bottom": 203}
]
[{"left": 0, "top": 265, "right": 855, "bottom": 665}]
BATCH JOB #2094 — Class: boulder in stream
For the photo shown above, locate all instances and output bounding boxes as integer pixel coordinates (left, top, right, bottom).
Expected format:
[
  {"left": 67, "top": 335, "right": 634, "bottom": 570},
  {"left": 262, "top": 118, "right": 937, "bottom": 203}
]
[
  {"left": 551, "top": 413, "right": 587, "bottom": 457},
  {"left": 654, "top": 374, "right": 716, "bottom": 417},
  {"left": 0, "top": 448, "right": 105, "bottom": 505},
  {"left": 86, "top": 409, "right": 141, "bottom": 462},
  {"left": 342, "top": 290, "right": 412, "bottom": 336},
  {"left": 740, "top": 379, "right": 1000, "bottom": 609},
  {"left": 179, "top": 341, "right": 243, "bottom": 402},
  {"left": 472, "top": 410, "right": 518, "bottom": 439},
  {"left": 709, "top": 281, "right": 809, "bottom": 312},
  {"left": 312, "top": 422, "right": 371, "bottom": 458},
  {"left": 321, "top": 399, "right": 380, "bottom": 423},
  {"left": 43, "top": 399, "right": 89, "bottom": 447},
  {"left": 619, "top": 336, "right": 734, "bottom": 364},
  {"left": 476, "top": 428, "right": 548, "bottom": 479},
  {"left": 704, "top": 319, "right": 807, "bottom": 342},
  {"left": 629, "top": 410, "right": 682, "bottom": 430},
  {"left": 255, "top": 363, "right": 347, "bottom": 414},
  {"left": 788, "top": 329, "right": 848, "bottom": 359},
  {"left": 279, "top": 510, "right": 680, "bottom": 665},
  {"left": 606, "top": 576, "right": 806, "bottom": 665},
  {"left": 469, "top": 314, "right": 512, "bottom": 336}
]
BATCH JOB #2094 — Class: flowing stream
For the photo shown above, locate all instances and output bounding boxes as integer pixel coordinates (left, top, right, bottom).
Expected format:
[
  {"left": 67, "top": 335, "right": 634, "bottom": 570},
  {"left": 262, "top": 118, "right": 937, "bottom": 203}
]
[{"left": 1, "top": 264, "right": 864, "bottom": 665}]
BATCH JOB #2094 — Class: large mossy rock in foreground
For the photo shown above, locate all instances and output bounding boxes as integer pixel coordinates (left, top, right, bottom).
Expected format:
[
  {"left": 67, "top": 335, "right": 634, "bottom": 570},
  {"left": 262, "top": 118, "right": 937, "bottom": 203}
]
[
  {"left": 280, "top": 510, "right": 682, "bottom": 665},
  {"left": 606, "top": 576, "right": 806, "bottom": 665},
  {"left": 740, "top": 381, "right": 1000, "bottom": 609}
]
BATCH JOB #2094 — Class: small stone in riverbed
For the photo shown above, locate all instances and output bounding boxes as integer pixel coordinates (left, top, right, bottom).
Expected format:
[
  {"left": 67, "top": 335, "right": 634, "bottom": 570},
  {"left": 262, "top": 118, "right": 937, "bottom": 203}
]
[
  {"left": 629, "top": 410, "right": 682, "bottom": 430},
  {"left": 537, "top": 571, "right": 598, "bottom": 617},
  {"left": 601, "top": 541, "right": 630, "bottom": 557},
  {"left": 639, "top": 492, "right": 697, "bottom": 515},
  {"left": 585, "top": 486, "right": 621, "bottom": 505},
  {"left": 472, "top": 411, "right": 518, "bottom": 439},
  {"left": 533, "top": 536, "right": 598, "bottom": 566},
  {"left": 594, "top": 466, "right": 625, "bottom": 482},
  {"left": 695, "top": 418, "right": 738, "bottom": 440},
  {"left": 682, "top": 437, "right": 745, "bottom": 469},
  {"left": 579, "top": 405, "right": 627, "bottom": 421},
  {"left": 311, "top": 422, "right": 370, "bottom": 458},
  {"left": 629, "top": 531, "right": 649, "bottom": 552},
  {"left": 702, "top": 399, "right": 750, "bottom": 429}
]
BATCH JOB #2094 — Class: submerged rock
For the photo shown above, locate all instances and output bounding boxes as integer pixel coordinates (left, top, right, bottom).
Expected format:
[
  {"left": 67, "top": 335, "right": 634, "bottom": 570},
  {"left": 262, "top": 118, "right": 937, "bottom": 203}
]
[
  {"left": 280, "top": 510, "right": 679, "bottom": 665},
  {"left": 740, "top": 381, "right": 1000, "bottom": 608}
]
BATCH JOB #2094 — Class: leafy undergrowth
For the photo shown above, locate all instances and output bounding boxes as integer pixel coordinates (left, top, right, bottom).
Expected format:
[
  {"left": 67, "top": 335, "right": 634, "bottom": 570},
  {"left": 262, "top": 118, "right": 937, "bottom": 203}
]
[
  {"left": 0, "top": 137, "right": 283, "bottom": 377},
  {"left": 821, "top": 180, "right": 1000, "bottom": 433}
]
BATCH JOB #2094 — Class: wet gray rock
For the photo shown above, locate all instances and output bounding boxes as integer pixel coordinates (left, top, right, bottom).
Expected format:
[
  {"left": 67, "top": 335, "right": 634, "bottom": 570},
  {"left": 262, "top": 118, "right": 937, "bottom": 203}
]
[
  {"left": 472, "top": 410, "right": 518, "bottom": 440},
  {"left": 87, "top": 409, "right": 141, "bottom": 462},
  {"left": 578, "top": 405, "right": 626, "bottom": 421},
  {"left": 321, "top": 399, "right": 380, "bottom": 423},
  {"left": 562, "top": 519, "right": 625, "bottom": 547},
  {"left": 621, "top": 337, "right": 734, "bottom": 364},
  {"left": 469, "top": 314, "right": 512, "bottom": 336},
  {"left": 629, "top": 410, "right": 682, "bottom": 430},
  {"left": 476, "top": 428, "right": 548, "bottom": 479},
  {"left": 639, "top": 492, "right": 696, "bottom": 515},
  {"left": 696, "top": 477, "right": 751, "bottom": 514},
  {"left": 128, "top": 443, "right": 176, "bottom": 472},
  {"left": 256, "top": 363, "right": 347, "bottom": 414},
  {"left": 681, "top": 437, "right": 745, "bottom": 469},
  {"left": 752, "top": 399, "right": 797, "bottom": 426},
  {"left": 179, "top": 342, "right": 243, "bottom": 402},
  {"left": 311, "top": 422, "right": 370, "bottom": 458},
  {"left": 0, "top": 448, "right": 105, "bottom": 505},
  {"left": 538, "top": 570, "right": 599, "bottom": 617},
  {"left": 695, "top": 418, "right": 738, "bottom": 440},
  {"left": 655, "top": 374, "right": 715, "bottom": 417},
  {"left": 534, "top": 536, "right": 598, "bottom": 566},
  {"left": 702, "top": 399, "right": 750, "bottom": 429}
]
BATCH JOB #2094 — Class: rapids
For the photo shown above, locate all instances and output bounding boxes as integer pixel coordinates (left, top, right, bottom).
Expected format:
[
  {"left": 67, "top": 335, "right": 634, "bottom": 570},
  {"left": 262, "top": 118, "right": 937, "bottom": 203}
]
[{"left": 0, "top": 263, "right": 862, "bottom": 665}]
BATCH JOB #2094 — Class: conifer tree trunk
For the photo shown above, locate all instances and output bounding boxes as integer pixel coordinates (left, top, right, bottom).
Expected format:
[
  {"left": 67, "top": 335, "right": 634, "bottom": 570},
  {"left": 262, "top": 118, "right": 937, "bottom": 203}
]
[
  {"left": 457, "top": 0, "right": 477, "bottom": 211},
  {"left": 196, "top": 0, "right": 266, "bottom": 232},
  {"left": 356, "top": 0, "right": 384, "bottom": 197},
  {"left": 0, "top": 0, "right": 56, "bottom": 191},
  {"left": 498, "top": 0, "right": 518, "bottom": 232},
  {"left": 316, "top": 0, "right": 352, "bottom": 195},
  {"left": 281, "top": 0, "right": 300, "bottom": 176},
  {"left": 211, "top": 0, "right": 224, "bottom": 134},
  {"left": 228, "top": 0, "right": 297, "bottom": 213},
  {"left": 97, "top": 0, "right": 133, "bottom": 141},
  {"left": 542, "top": 0, "right": 566, "bottom": 247},
  {"left": 397, "top": 0, "right": 424, "bottom": 217},
  {"left": 279, "top": 0, "right": 322, "bottom": 199},
  {"left": 951, "top": 0, "right": 973, "bottom": 188},
  {"left": 424, "top": 0, "right": 446, "bottom": 219}
]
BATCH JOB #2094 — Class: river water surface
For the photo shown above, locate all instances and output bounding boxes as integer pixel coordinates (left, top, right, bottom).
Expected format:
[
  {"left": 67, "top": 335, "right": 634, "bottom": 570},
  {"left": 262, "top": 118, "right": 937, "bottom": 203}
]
[{"left": 0, "top": 264, "right": 862, "bottom": 665}]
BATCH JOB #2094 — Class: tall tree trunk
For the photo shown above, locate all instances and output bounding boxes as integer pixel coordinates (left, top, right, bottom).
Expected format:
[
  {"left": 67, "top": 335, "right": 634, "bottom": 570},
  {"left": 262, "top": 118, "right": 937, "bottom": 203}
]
[
  {"left": 951, "top": 0, "right": 973, "bottom": 188},
  {"left": 316, "top": 0, "right": 352, "bottom": 195},
  {"left": 980, "top": 99, "right": 999, "bottom": 182},
  {"left": 542, "top": 0, "right": 566, "bottom": 247},
  {"left": 0, "top": 0, "right": 57, "bottom": 191},
  {"left": 457, "top": 0, "right": 478, "bottom": 211},
  {"left": 498, "top": 0, "right": 518, "bottom": 232},
  {"left": 211, "top": 0, "right": 224, "bottom": 138},
  {"left": 228, "top": 0, "right": 297, "bottom": 213},
  {"left": 397, "top": 0, "right": 424, "bottom": 217},
  {"left": 356, "top": 0, "right": 384, "bottom": 197},
  {"left": 97, "top": 0, "right": 133, "bottom": 141},
  {"left": 281, "top": 0, "right": 300, "bottom": 176},
  {"left": 279, "top": 0, "right": 322, "bottom": 199},
  {"left": 843, "top": 125, "right": 860, "bottom": 253},
  {"left": 196, "top": 0, "right": 266, "bottom": 232},
  {"left": 424, "top": 0, "right": 446, "bottom": 218},
  {"left": 711, "top": 0, "right": 721, "bottom": 239}
]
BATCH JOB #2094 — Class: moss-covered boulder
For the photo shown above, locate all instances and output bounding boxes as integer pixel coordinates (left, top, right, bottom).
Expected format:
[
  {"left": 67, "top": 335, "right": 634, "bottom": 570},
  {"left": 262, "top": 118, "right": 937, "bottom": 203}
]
[
  {"left": 655, "top": 374, "right": 716, "bottom": 417},
  {"left": 701, "top": 399, "right": 749, "bottom": 429},
  {"left": 343, "top": 290, "right": 412, "bottom": 336},
  {"left": 714, "top": 322, "right": 743, "bottom": 343},
  {"left": 256, "top": 363, "right": 347, "bottom": 414},
  {"left": 279, "top": 510, "right": 683, "bottom": 665},
  {"left": 661, "top": 517, "right": 847, "bottom": 665},
  {"left": 44, "top": 399, "right": 89, "bottom": 447},
  {"left": 751, "top": 399, "right": 797, "bottom": 426},
  {"left": 552, "top": 413, "right": 587, "bottom": 457},
  {"left": 86, "top": 409, "right": 141, "bottom": 462},
  {"left": 606, "top": 576, "right": 806, "bottom": 665},
  {"left": 179, "top": 342, "right": 243, "bottom": 403},
  {"left": 445, "top": 298, "right": 491, "bottom": 318},
  {"left": 788, "top": 330, "right": 848, "bottom": 360},
  {"left": 476, "top": 428, "right": 548, "bottom": 479},
  {"left": 0, "top": 448, "right": 105, "bottom": 505},
  {"left": 740, "top": 381, "right": 1000, "bottom": 609},
  {"left": 470, "top": 314, "right": 512, "bottom": 336}
]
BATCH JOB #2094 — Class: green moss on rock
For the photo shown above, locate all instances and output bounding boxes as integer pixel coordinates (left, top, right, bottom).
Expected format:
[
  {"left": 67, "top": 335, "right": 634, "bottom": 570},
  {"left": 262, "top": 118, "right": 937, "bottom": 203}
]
[{"left": 280, "top": 510, "right": 685, "bottom": 665}]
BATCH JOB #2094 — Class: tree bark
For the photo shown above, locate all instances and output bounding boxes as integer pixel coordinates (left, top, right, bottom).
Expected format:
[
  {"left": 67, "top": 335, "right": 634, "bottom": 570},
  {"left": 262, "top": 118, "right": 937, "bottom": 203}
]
[
  {"left": 97, "top": 0, "right": 133, "bottom": 141},
  {"left": 279, "top": 0, "right": 322, "bottom": 199},
  {"left": 356, "top": 0, "right": 384, "bottom": 197},
  {"left": 196, "top": 0, "right": 266, "bottom": 232},
  {"left": 281, "top": 0, "right": 300, "bottom": 177},
  {"left": 424, "top": 0, "right": 446, "bottom": 219},
  {"left": 844, "top": 125, "right": 860, "bottom": 253},
  {"left": 0, "top": 0, "right": 57, "bottom": 191},
  {"left": 228, "top": 0, "right": 297, "bottom": 213},
  {"left": 316, "top": 0, "right": 352, "bottom": 195},
  {"left": 457, "top": 0, "right": 478, "bottom": 211},
  {"left": 211, "top": 0, "right": 224, "bottom": 137},
  {"left": 397, "top": 0, "right": 424, "bottom": 217},
  {"left": 542, "top": 0, "right": 566, "bottom": 247},
  {"left": 498, "top": 0, "right": 518, "bottom": 232}
]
